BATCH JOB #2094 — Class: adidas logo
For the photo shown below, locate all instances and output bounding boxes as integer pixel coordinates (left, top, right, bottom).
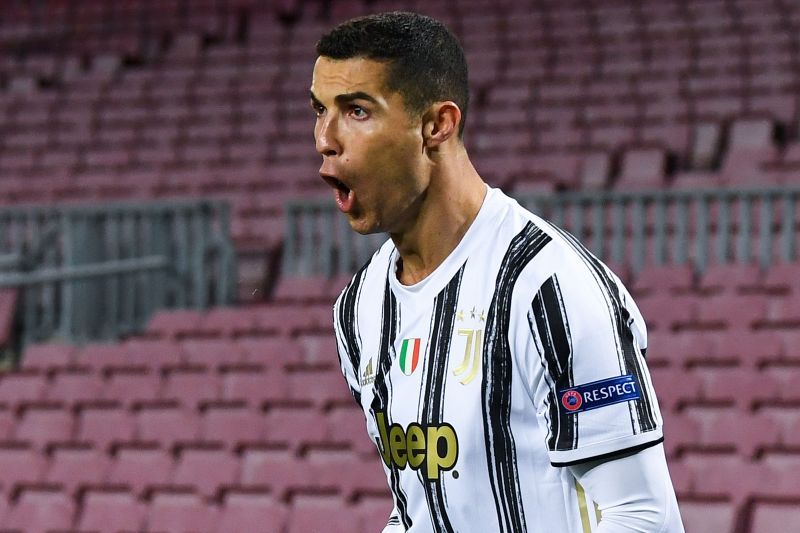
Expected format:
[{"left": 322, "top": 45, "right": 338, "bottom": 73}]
[{"left": 361, "top": 358, "right": 375, "bottom": 386}]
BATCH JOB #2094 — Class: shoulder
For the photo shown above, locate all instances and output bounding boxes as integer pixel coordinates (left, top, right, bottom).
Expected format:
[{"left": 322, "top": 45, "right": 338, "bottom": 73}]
[
  {"left": 333, "top": 237, "right": 395, "bottom": 314},
  {"left": 498, "top": 195, "right": 626, "bottom": 308}
]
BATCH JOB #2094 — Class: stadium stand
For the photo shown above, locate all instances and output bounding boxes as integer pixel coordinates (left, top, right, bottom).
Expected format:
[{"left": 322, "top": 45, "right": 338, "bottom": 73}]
[{"left": 0, "top": 0, "right": 798, "bottom": 531}]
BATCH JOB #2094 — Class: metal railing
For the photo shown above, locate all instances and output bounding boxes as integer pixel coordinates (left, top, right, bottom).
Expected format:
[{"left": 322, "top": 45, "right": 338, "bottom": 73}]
[
  {"left": 0, "top": 199, "right": 236, "bottom": 346},
  {"left": 283, "top": 186, "right": 800, "bottom": 277},
  {"left": 283, "top": 199, "right": 387, "bottom": 277}
]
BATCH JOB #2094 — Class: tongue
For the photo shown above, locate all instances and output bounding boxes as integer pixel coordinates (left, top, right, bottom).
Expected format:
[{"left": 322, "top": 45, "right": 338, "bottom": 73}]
[{"left": 335, "top": 187, "right": 355, "bottom": 213}]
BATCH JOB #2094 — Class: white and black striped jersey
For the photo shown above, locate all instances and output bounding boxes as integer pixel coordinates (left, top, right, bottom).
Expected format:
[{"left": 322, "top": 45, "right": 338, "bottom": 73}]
[{"left": 333, "top": 186, "right": 664, "bottom": 533}]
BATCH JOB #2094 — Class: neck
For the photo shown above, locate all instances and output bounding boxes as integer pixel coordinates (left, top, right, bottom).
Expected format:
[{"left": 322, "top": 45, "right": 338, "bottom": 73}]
[{"left": 390, "top": 146, "right": 487, "bottom": 285}]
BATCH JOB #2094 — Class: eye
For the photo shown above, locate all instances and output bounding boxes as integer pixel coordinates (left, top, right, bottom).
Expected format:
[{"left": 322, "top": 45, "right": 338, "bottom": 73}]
[
  {"left": 311, "top": 102, "right": 325, "bottom": 117},
  {"left": 350, "top": 105, "right": 368, "bottom": 119}
]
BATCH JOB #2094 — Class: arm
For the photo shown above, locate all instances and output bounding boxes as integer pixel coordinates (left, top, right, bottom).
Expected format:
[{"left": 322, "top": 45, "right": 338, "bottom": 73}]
[{"left": 567, "top": 443, "right": 684, "bottom": 533}]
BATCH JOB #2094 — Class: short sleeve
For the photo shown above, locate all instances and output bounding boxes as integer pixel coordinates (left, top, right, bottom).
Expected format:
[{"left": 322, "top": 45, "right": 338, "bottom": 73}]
[
  {"left": 526, "top": 257, "right": 663, "bottom": 467},
  {"left": 333, "top": 282, "right": 363, "bottom": 406}
]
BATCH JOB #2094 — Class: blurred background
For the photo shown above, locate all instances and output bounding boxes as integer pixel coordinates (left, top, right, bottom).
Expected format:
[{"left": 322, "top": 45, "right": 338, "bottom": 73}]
[{"left": 0, "top": 0, "right": 798, "bottom": 531}]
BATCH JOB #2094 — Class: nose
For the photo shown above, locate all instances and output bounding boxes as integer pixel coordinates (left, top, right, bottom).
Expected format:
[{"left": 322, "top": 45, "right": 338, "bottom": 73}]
[{"left": 315, "top": 114, "right": 340, "bottom": 157}]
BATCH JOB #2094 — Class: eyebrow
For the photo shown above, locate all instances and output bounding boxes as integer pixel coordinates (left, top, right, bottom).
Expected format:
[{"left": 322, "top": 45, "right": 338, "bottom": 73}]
[{"left": 309, "top": 90, "right": 379, "bottom": 107}]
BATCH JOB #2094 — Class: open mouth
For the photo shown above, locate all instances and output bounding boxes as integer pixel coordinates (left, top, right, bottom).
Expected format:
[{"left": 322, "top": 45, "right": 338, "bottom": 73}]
[
  {"left": 321, "top": 174, "right": 355, "bottom": 213},
  {"left": 322, "top": 174, "right": 350, "bottom": 195}
]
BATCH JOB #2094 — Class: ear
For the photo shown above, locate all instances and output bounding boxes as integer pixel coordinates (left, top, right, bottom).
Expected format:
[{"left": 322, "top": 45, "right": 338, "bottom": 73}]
[{"left": 422, "top": 101, "right": 461, "bottom": 148}]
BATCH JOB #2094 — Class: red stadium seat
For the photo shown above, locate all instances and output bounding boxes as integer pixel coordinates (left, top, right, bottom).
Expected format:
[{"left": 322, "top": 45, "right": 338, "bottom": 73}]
[
  {"left": 123, "top": 338, "right": 185, "bottom": 368},
  {"left": 286, "top": 364, "right": 353, "bottom": 408},
  {"left": 694, "top": 366, "right": 780, "bottom": 408},
  {"left": 697, "top": 293, "right": 767, "bottom": 331},
  {"left": 4, "top": 486, "right": 75, "bottom": 533},
  {"left": 219, "top": 363, "right": 286, "bottom": 404},
  {"left": 326, "top": 402, "right": 375, "bottom": 455},
  {"left": 202, "top": 307, "right": 276, "bottom": 338},
  {"left": 147, "top": 488, "right": 219, "bottom": 532},
  {"left": 305, "top": 444, "right": 388, "bottom": 499},
  {"left": 634, "top": 292, "right": 698, "bottom": 333},
  {"left": 46, "top": 366, "right": 103, "bottom": 405},
  {"left": 0, "top": 369, "right": 47, "bottom": 405},
  {"left": 172, "top": 443, "right": 240, "bottom": 498},
  {"left": 102, "top": 366, "right": 161, "bottom": 405},
  {"left": 709, "top": 329, "right": 783, "bottom": 368},
  {"left": 762, "top": 292, "right": 800, "bottom": 328},
  {"left": 763, "top": 262, "right": 800, "bottom": 293},
  {"left": 272, "top": 276, "right": 330, "bottom": 304},
  {"left": 162, "top": 364, "right": 220, "bottom": 407},
  {"left": 0, "top": 403, "right": 14, "bottom": 438},
  {"left": 200, "top": 400, "right": 265, "bottom": 448},
  {"left": 630, "top": 265, "right": 695, "bottom": 296},
  {"left": 217, "top": 489, "right": 288, "bottom": 533},
  {"left": 617, "top": 147, "right": 667, "bottom": 190},
  {"left": 182, "top": 338, "right": 247, "bottom": 366},
  {"left": 578, "top": 151, "right": 612, "bottom": 190},
  {"left": 662, "top": 412, "right": 702, "bottom": 458},
  {"left": 264, "top": 401, "right": 328, "bottom": 450},
  {"left": 237, "top": 337, "right": 304, "bottom": 367},
  {"left": 355, "top": 493, "right": 396, "bottom": 533},
  {"left": 107, "top": 443, "right": 174, "bottom": 496},
  {"left": 134, "top": 399, "right": 201, "bottom": 446},
  {"left": 696, "top": 263, "right": 763, "bottom": 294},
  {"left": 146, "top": 309, "right": 206, "bottom": 339},
  {"left": 44, "top": 442, "right": 110, "bottom": 496},
  {"left": 75, "top": 400, "right": 135, "bottom": 451},
  {"left": 297, "top": 333, "right": 340, "bottom": 365},
  {"left": 77, "top": 487, "right": 147, "bottom": 532},
  {"left": 649, "top": 367, "right": 703, "bottom": 411},
  {"left": 679, "top": 499, "right": 737, "bottom": 533},
  {"left": 239, "top": 445, "right": 311, "bottom": 499},
  {"left": 751, "top": 501, "right": 800, "bottom": 533},
  {"left": 20, "top": 343, "right": 76, "bottom": 371},
  {"left": 287, "top": 492, "right": 350, "bottom": 533},
  {"left": 685, "top": 406, "right": 781, "bottom": 457},
  {"left": 687, "top": 453, "right": 768, "bottom": 504},
  {"left": 0, "top": 441, "right": 46, "bottom": 490},
  {"left": 77, "top": 344, "right": 132, "bottom": 369},
  {"left": 14, "top": 401, "right": 74, "bottom": 451}
]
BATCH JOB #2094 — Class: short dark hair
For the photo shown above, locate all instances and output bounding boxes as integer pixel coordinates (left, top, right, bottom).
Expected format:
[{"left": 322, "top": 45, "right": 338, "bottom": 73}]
[{"left": 316, "top": 11, "right": 469, "bottom": 137}]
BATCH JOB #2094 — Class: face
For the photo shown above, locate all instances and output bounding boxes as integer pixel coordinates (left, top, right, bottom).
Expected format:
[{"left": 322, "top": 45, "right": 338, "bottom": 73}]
[{"left": 310, "top": 56, "right": 428, "bottom": 235}]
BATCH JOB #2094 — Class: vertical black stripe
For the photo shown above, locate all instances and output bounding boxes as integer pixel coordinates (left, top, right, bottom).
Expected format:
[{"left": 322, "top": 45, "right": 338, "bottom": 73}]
[
  {"left": 482, "top": 221, "right": 551, "bottom": 533},
  {"left": 546, "top": 223, "right": 658, "bottom": 434},
  {"left": 369, "top": 278, "right": 412, "bottom": 529},
  {"left": 418, "top": 264, "right": 465, "bottom": 533},
  {"left": 531, "top": 274, "right": 577, "bottom": 451},
  {"left": 335, "top": 260, "right": 371, "bottom": 404}
]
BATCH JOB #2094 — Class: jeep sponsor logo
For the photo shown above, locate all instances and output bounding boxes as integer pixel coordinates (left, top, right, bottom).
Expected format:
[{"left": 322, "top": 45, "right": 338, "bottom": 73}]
[{"left": 375, "top": 411, "right": 458, "bottom": 481}]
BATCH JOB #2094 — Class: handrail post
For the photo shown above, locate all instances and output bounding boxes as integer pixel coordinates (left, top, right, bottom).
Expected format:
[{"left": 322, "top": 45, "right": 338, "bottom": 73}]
[
  {"left": 759, "top": 192, "right": 773, "bottom": 271},
  {"left": 696, "top": 193, "right": 709, "bottom": 274}
]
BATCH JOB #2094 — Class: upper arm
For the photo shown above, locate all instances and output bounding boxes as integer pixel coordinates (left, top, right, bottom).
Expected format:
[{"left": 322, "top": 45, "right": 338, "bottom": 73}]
[{"left": 523, "top": 243, "right": 663, "bottom": 466}]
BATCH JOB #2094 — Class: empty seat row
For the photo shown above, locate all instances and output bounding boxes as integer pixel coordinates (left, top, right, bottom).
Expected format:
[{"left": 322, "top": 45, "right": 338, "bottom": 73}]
[
  {"left": 664, "top": 407, "right": 800, "bottom": 459},
  {"left": 629, "top": 263, "right": 800, "bottom": 297},
  {"left": 0, "top": 484, "right": 391, "bottom": 533},
  {"left": 651, "top": 366, "right": 800, "bottom": 411},
  {"left": 0, "top": 399, "right": 368, "bottom": 453},
  {"left": 0, "top": 440, "right": 384, "bottom": 501},
  {"left": 2, "top": 362, "right": 346, "bottom": 407}
]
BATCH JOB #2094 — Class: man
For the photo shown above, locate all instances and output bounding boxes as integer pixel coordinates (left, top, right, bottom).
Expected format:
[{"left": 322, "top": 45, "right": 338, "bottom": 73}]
[{"left": 311, "top": 11, "right": 684, "bottom": 533}]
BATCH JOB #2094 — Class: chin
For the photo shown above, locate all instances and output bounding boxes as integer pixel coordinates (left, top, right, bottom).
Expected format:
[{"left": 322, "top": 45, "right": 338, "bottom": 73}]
[
  {"left": 349, "top": 223, "right": 383, "bottom": 236},
  {"left": 347, "top": 215, "right": 384, "bottom": 236}
]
